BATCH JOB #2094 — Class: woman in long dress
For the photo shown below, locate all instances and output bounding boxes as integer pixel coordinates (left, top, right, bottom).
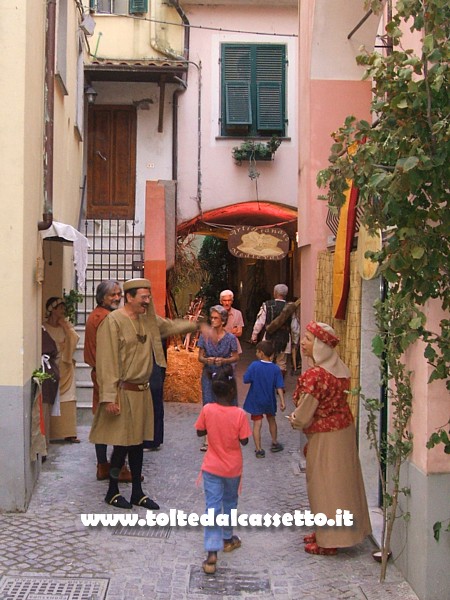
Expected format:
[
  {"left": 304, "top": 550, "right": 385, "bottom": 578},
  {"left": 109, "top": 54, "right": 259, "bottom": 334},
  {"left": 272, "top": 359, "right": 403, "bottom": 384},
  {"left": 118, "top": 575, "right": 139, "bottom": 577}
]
[
  {"left": 44, "top": 297, "right": 80, "bottom": 443},
  {"left": 288, "top": 321, "right": 372, "bottom": 555}
]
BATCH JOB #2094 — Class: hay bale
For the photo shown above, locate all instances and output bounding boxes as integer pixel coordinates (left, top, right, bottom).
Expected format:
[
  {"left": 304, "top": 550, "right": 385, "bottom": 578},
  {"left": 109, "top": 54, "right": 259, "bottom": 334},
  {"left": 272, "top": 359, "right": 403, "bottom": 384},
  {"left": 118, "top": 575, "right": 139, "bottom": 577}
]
[{"left": 163, "top": 345, "right": 202, "bottom": 403}]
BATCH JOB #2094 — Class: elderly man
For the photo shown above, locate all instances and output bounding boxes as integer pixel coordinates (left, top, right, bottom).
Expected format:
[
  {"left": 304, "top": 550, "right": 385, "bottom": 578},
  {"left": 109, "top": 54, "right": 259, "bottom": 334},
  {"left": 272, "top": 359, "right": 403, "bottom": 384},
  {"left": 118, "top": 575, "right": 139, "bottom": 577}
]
[
  {"left": 89, "top": 278, "right": 197, "bottom": 510},
  {"left": 85, "top": 280, "right": 135, "bottom": 483},
  {"left": 251, "top": 284, "right": 299, "bottom": 377},
  {"left": 219, "top": 289, "right": 244, "bottom": 353}
]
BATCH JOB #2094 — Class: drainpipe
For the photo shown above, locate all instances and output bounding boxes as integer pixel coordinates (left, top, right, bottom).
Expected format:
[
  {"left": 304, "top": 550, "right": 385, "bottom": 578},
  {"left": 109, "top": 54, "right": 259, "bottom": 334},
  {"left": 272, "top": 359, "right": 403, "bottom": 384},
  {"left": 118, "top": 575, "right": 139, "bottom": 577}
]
[
  {"left": 38, "top": 0, "right": 56, "bottom": 231},
  {"left": 172, "top": 80, "right": 186, "bottom": 182},
  {"left": 168, "top": 1, "right": 190, "bottom": 196}
]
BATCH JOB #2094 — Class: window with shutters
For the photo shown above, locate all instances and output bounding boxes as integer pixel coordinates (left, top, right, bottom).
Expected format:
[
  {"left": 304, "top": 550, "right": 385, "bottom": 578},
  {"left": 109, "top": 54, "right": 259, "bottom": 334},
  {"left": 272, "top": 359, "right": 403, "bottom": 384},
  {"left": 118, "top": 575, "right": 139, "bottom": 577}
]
[
  {"left": 89, "top": 0, "right": 147, "bottom": 14},
  {"left": 221, "top": 43, "right": 286, "bottom": 137}
]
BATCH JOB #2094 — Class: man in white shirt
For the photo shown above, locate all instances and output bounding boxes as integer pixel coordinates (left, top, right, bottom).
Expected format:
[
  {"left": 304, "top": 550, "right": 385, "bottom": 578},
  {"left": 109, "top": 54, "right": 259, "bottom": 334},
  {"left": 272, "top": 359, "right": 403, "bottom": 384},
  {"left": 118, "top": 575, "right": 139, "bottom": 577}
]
[{"left": 219, "top": 289, "right": 244, "bottom": 354}]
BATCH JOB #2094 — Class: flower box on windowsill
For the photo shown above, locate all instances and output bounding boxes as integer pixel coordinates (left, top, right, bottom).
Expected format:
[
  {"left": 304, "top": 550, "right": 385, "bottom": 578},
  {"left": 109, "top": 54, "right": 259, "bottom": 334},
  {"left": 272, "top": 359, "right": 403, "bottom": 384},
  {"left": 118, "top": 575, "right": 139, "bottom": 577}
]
[
  {"left": 235, "top": 150, "right": 274, "bottom": 163},
  {"left": 232, "top": 136, "right": 281, "bottom": 165}
]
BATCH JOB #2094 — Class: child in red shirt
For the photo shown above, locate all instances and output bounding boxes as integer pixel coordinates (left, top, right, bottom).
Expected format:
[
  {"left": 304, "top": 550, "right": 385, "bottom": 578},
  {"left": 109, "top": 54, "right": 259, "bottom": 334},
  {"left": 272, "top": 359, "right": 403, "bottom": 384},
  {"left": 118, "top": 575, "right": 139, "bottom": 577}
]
[{"left": 195, "top": 366, "right": 252, "bottom": 574}]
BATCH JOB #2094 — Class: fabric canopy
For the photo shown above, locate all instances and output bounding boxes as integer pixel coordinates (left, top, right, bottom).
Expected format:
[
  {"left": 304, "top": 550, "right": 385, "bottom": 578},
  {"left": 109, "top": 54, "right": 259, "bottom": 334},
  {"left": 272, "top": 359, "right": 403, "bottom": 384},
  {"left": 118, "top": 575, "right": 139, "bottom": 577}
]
[{"left": 39, "top": 222, "right": 90, "bottom": 291}]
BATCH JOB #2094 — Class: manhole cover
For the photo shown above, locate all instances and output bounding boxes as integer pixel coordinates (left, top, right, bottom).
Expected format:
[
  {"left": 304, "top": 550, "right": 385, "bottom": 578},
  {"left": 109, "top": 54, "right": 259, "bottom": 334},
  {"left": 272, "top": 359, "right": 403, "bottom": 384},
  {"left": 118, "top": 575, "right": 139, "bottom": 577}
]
[
  {"left": 189, "top": 566, "right": 271, "bottom": 596},
  {"left": 113, "top": 524, "right": 171, "bottom": 539},
  {"left": 0, "top": 577, "right": 108, "bottom": 600}
]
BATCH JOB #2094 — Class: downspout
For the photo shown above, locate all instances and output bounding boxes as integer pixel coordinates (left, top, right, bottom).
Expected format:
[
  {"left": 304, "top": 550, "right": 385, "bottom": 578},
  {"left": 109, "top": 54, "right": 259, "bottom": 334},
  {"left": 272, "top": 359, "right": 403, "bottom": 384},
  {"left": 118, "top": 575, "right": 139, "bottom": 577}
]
[
  {"left": 171, "top": 0, "right": 190, "bottom": 181},
  {"left": 38, "top": 0, "right": 56, "bottom": 231},
  {"left": 168, "top": 0, "right": 202, "bottom": 218},
  {"left": 173, "top": 62, "right": 202, "bottom": 217}
]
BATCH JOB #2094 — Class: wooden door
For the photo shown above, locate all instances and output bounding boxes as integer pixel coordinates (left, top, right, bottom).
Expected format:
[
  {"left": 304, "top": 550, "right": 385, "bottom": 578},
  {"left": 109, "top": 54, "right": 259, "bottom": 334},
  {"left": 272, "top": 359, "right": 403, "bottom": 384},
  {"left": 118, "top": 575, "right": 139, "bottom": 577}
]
[{"left": 87, "top": 105, "right": 137, "bottom": 219}]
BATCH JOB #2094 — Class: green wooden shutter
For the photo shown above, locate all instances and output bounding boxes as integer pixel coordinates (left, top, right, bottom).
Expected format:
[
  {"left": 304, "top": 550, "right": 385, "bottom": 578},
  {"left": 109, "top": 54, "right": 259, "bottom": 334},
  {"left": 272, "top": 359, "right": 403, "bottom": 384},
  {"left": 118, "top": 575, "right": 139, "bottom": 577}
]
[
  {"left": 89, "top": 0, "right": 96, "bottom": 10},
  {"left": 221, "top": 43, "right": 285, "bottom": 135},
  {"left": 257, "top": 82, "right": 283, "bottom": 130},
  {"left": 256, "top": 45, "right": 285, "bottom": 132},
  {"left": 129, "top": 0, "right": 148, "bottom": 14},
  {"left": 222, "top": 45, "right": 252, "bottom": 129},
  {"left": 225, "top": 82, "right": 252, "bottom": 125}
]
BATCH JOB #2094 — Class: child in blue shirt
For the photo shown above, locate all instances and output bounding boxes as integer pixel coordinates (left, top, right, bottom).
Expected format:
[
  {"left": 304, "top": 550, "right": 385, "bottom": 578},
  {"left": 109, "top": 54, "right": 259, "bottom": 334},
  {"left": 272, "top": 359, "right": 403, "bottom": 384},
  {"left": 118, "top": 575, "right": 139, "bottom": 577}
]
[{"left": 243, "top": 340, "right": 286, "bottom": 458}]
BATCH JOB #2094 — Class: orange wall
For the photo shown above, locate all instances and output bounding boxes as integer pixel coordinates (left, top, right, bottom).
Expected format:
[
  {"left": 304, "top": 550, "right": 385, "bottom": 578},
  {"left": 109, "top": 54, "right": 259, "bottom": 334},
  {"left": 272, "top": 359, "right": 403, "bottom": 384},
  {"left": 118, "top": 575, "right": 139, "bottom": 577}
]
[{"left": 144, "top": 181, "right": 166, "bottom": 316}]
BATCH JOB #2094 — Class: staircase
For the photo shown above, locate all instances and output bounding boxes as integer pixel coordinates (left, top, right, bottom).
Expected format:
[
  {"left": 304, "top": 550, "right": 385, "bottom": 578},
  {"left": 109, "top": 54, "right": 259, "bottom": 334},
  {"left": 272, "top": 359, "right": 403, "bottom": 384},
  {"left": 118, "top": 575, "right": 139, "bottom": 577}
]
[
  {"left": 75, "top": 325, "right": 94, "bottom": 425},
  {"left": 75, "top": 218, "right": 145, "bottom": 425}
]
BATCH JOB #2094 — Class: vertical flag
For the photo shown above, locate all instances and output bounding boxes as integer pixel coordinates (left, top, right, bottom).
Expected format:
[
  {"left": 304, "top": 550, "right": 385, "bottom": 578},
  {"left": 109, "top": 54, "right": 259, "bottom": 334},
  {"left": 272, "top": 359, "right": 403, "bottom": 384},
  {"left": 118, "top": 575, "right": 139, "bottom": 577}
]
[{"left": 332, "top": 143, "right": 359, "bottom": 320}]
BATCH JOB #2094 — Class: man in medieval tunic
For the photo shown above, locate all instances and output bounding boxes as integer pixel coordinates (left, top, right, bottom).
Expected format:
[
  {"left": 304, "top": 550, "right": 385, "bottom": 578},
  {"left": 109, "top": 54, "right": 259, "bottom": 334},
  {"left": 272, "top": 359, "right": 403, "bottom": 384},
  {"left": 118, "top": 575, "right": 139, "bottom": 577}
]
[
  {"left": 250, "top": 284, "right": 299, "bottom": 378},
  {"left": 89, "top": 278, "right": 197, "bottom": 510},
  {"left": 84, "top": 279, "right": 138, "bottom": 483}
]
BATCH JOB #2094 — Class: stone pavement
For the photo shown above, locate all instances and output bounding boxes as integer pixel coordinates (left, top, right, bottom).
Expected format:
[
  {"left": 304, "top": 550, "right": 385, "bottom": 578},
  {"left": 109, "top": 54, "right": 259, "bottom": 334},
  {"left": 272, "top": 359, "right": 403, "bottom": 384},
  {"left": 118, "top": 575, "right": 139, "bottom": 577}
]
[{"left": 0, "top": 344, "right": 419, "bottom": 600}]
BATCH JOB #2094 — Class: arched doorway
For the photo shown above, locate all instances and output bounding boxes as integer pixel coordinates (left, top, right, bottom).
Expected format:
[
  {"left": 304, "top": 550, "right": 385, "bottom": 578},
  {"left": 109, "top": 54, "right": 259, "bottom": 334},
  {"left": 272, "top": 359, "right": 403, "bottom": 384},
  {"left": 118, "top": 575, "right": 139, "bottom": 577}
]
[{"left": 177, "top": 201, "right": 298, "bottom": 335}]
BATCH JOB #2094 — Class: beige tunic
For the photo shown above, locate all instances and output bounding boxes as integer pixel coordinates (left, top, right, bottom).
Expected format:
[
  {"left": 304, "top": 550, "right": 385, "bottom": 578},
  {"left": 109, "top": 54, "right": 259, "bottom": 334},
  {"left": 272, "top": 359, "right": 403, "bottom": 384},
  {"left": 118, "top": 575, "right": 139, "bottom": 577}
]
[
  {"left": 293, "top": 393, "right": 372, "bottom": 549},
  {"left": 89, "top": 310, "right": 196, "bottom": 447},
  {"left": 44, "top": 322, "right": 79, "bottom": 402},
  {"left": 45, "top": 321, "right": 79, "bottom": 440}
]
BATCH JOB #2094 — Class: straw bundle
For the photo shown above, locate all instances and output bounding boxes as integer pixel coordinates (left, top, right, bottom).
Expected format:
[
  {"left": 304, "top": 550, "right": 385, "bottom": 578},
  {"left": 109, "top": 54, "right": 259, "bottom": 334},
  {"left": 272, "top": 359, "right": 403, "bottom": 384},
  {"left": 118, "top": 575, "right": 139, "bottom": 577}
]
[{"left": 163, "top": 345, "right": 202, "bottom": 403}]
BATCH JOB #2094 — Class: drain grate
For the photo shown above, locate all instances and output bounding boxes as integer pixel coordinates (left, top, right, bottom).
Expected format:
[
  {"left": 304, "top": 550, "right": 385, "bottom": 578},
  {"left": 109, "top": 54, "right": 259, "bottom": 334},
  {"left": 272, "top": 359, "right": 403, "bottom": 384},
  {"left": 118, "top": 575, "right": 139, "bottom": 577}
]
[
  {"left": 189, "top": 566, "right": 271, "bottom": 596},
  {"left": 113, "top": 524, "right": 171, "bottom": 539},
  {"left": 0, "top": 577, "right": 109, "bottom": 600}
]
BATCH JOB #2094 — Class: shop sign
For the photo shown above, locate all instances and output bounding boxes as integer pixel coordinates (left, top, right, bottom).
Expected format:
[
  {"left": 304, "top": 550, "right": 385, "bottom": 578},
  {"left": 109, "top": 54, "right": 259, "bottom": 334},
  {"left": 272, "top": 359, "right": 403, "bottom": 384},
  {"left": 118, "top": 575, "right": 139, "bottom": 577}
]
[{"left": 228, "top": 226, "right": 289, "bottom": 260}]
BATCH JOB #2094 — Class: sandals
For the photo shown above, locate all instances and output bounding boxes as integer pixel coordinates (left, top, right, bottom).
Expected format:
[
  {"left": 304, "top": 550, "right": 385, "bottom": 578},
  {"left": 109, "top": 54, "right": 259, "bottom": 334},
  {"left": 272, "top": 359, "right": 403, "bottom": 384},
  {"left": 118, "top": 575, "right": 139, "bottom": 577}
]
[
  {"left": 65, "top": 437, "right": 81, "bottom": 444},
  {"left": 200, "top": 444, "right": 208, "bottom": 452},
  {"left": 105, "top": 493, "right": 132, "bottom": 509},
  {"left": 303, "top": 532, "right": 316, "bottom": 544},
  {"left": 131, "top": 495, "right": 160, "bottom": 510},
  {"left": 255, "top": 449, "right": 265, "bottom": 458},
  {"left": 270, "top": 442, "right": 284, "bottom": 453},
  {"left": 304, "top": 542, "right": 337, "bottom": 556},
  {"left": 223, "top": 535, "right": 241, "bottom": 553}
]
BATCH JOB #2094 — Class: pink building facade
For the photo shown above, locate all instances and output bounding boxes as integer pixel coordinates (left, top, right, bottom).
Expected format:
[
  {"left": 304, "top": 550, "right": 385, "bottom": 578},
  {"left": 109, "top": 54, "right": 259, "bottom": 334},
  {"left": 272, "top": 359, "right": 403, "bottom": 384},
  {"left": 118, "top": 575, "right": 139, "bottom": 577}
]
[{"left": 297, "top": 3, "right": 449, "bottom": 599}]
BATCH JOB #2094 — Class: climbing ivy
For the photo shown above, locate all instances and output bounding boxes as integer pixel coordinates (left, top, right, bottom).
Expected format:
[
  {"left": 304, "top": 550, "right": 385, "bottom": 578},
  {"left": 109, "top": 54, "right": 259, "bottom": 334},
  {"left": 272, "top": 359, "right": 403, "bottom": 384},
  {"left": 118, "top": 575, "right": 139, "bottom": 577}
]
[{"left": 317, "top": 0, "right": 449, "bottom": 580}]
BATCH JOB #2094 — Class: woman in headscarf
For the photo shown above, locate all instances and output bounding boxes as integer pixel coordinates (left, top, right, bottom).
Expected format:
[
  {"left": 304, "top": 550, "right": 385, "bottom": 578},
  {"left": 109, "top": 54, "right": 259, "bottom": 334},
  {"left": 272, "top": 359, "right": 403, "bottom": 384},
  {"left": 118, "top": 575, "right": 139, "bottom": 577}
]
[
  {"left": 288, "top": 321, "right": 371, "bottom": 555},
  {"left": 44, "top": 297, "right": 80, "bottom": 443}
]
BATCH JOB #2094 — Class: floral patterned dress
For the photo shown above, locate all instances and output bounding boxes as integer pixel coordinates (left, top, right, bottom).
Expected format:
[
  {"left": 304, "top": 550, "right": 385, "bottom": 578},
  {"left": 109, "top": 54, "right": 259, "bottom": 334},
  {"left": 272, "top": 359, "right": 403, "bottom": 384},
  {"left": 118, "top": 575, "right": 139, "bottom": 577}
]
[
  {"left": 292, "top": 366, "right": 372, "bottom": 549},
  {"left": 197, "top": 332, "right": 238, "bottom": 405}
]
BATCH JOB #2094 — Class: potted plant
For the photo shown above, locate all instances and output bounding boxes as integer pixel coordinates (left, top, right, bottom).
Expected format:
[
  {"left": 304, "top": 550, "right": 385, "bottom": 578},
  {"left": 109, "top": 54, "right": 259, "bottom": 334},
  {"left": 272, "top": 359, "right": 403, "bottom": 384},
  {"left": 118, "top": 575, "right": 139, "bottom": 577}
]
[
  {"left": 232, "top": 135, "right": 281, "bottom": 165},
  {"left": 63, "top": 289, "right": 84, "bottom": 324}
]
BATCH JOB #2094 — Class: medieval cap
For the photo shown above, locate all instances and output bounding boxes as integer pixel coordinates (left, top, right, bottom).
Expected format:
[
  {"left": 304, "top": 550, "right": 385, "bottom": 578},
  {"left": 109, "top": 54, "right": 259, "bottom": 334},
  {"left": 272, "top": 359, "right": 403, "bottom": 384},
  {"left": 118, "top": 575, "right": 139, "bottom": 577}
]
[{"left": 123, "top": 278, "right": 151, "bottom": 292}]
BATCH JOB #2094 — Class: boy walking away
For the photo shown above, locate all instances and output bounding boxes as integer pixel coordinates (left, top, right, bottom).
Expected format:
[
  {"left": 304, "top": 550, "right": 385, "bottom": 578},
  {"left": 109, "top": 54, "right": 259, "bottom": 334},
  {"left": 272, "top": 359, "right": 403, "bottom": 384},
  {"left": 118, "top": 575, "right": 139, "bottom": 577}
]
[
  {"left": 243, "top": 340, "right": 286, "bottom": 458},
  {"left": 194, "top": 366, "right": 252, "bottom": 575}
]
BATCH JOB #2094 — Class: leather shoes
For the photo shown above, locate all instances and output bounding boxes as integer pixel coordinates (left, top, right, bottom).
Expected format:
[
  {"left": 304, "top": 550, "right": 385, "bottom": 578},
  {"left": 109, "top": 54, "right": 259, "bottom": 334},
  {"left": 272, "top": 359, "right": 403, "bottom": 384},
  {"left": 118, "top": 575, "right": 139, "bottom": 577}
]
[
  {"left": 96, "top": 462, "right": 110, "bottom": 481},
  {"left": 131, "top": 495, "right": 160, "bottom": 510},
  {"left": 118, "top": 465, "right": 144, "bottom": 483},
  {"left": 105, "top": 493, "right": 132, "bottom": 509}
]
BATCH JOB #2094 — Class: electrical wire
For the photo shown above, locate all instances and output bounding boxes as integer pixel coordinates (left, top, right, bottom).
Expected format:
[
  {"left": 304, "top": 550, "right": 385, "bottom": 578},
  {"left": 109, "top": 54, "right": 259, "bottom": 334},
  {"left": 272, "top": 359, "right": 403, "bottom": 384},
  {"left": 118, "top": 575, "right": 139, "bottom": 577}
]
[{"left": 82, "top": 8, "right": 298, "bottom": 38}]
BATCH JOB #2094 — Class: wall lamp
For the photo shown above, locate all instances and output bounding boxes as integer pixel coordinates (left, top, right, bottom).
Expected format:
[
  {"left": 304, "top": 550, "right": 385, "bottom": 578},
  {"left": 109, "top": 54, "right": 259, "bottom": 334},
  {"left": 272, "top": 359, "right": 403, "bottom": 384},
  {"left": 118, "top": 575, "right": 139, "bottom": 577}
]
[{"left": 85, "top": 85, "right": 98, "bottom": 105}]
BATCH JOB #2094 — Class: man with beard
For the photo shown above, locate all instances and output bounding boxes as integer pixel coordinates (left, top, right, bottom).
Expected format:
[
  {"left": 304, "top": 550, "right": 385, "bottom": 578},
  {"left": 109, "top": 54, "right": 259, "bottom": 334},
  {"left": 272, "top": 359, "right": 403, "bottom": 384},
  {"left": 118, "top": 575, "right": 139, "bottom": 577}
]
[
  {"left": 89, "top": 278, "right": 198, "bottom": 509},
  {"left": 84, "top": 280, "right": 136, "bottom": 482},
  {"left": 219, "top": 289, "right": 244, "bottom": 354}
]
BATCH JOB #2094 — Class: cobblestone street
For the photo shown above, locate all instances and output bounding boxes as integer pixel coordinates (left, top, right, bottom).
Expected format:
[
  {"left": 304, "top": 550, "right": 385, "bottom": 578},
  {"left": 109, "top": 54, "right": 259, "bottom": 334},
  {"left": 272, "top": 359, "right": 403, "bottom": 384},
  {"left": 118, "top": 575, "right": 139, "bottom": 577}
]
[{"left": 0, "top": 346, "right": 419, "bottom": 600}]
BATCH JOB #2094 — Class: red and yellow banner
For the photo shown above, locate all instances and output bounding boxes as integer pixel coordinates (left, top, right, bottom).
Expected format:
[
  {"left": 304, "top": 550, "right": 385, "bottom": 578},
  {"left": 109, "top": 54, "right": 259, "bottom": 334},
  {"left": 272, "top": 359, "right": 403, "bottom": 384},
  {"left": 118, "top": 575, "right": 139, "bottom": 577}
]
[{"left": 332, "top": 143, "right": 359, "bottom": 320}]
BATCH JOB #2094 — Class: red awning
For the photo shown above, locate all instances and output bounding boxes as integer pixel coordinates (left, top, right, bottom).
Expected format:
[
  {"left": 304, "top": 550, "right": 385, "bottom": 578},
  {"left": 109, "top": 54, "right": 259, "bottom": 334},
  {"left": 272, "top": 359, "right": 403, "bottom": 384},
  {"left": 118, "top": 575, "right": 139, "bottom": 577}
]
[{"left": 177, "top": 201, "right": 297, "bottom": 239}]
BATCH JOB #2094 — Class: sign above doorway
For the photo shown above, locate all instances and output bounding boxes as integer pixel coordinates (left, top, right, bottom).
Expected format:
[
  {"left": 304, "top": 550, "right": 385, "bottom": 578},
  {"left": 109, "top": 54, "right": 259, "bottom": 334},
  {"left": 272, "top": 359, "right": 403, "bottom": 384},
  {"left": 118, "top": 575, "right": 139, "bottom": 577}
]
[{"left": 228, "top": 226, "right": 289, "bottom": 260}]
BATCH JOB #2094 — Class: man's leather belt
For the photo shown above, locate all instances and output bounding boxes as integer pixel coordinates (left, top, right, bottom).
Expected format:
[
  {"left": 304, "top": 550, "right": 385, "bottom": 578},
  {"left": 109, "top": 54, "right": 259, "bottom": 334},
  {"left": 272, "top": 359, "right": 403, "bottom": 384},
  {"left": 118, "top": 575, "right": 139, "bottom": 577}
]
[{"left": 118, "top": 381, "right": 149, "bottom": 392}]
